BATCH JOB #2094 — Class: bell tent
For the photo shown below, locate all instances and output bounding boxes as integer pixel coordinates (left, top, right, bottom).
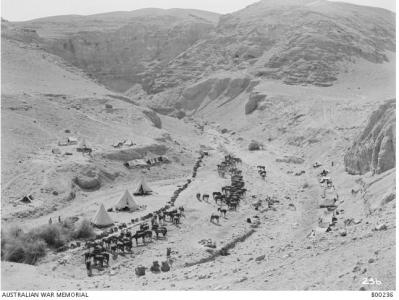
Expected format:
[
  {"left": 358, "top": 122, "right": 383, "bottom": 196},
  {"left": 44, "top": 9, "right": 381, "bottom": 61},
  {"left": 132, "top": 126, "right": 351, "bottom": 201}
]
[
  {"left": 115, "top": 190, "right": 139, "bottom": 211},
  {"left": 91, "top": 203, "right": 113, "bottom": 227},
  {"left": 134, "top": 177, "right": 153, "bottom": 196}
]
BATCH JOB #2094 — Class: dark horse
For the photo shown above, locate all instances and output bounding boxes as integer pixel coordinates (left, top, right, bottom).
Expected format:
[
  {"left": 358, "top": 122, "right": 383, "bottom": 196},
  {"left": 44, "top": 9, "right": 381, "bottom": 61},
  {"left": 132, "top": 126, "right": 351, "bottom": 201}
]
[{"left": 133, "top": 230, "right": 152, "bottom": 245}]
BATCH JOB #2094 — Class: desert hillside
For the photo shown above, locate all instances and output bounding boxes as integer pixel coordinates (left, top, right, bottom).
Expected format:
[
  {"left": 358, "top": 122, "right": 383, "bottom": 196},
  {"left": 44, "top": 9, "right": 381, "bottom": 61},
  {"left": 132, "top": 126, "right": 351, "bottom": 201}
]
[
  {"left": 1, "top": 0, "right": 396, "bottom": 292},
  {"left": 1, "top": 24, "right": 203, "bottom": 228},
  {"left": 11, "top": 9, "right": 219, "bottom": 92}
]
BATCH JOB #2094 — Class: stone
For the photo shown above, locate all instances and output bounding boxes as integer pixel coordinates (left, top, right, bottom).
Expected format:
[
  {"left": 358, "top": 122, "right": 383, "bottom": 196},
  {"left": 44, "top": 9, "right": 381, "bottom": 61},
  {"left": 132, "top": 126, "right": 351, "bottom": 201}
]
[
  {"left": 368, "top": 258, "right": 375, "bottom": 264},
  {"left": 255, "top": 255, "right": 266, "bottom": 261},
  {"left": 374, "top": 223, "right": 388, "bottom": 231}
]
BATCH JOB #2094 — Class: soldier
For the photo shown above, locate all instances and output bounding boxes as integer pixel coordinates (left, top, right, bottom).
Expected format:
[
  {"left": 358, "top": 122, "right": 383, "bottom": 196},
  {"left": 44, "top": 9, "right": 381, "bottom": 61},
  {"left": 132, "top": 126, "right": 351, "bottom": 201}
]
[{"left": 86, "top": 259, "right": 92, "bottom": 277}]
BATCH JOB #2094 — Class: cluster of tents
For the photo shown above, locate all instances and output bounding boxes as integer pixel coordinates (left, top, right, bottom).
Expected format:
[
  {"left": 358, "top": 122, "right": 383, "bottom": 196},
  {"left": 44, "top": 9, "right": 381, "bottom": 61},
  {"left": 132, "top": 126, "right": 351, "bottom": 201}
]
[
  {"left": 91, "top": 177, "right": 153, "bottom": 227},
  {"left": 124, "top": 156, "right": 169, "bottom": 169}
]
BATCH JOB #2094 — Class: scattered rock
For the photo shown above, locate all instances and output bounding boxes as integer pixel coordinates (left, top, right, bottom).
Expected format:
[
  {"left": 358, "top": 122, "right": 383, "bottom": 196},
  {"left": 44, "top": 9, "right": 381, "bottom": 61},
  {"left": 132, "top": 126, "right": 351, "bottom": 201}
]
[
  {"left": 374, "top": 223, "right": 388, "bottom": 231},
  {"left": 368, "top": 258, "right": 375, "bottom": 264},
  {"left": 255, "top": 255, "right": 266, "bottom": 262},
  {"left": 248, "top": 140, "right": 263, "bottom": 151},
  {"left": 352, "top": 266, "right": 361, "bottom": 273}
]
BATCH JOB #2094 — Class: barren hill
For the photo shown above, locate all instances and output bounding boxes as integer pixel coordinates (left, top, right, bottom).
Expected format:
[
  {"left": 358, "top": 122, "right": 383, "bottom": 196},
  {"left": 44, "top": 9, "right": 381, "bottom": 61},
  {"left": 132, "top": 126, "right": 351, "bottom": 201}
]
[
  {"left": 11, "top": 9, "right": 220, "bottom": 92},
  {"left": 1, "top": 25, "right": 203, "bottom": 227},
  {"left": 9, "top": 0, "right": 395, "bottom": 98},
  {"left": 1, "top": 0, "right": 396, "bottom": 292}
]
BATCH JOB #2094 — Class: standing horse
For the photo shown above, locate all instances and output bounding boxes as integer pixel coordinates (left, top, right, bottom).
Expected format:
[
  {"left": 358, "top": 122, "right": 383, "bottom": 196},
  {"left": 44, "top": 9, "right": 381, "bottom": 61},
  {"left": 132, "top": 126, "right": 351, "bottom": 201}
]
[
  {"left": 210, "top": 213, "right": 220, "bottom": 224},
  {"left": 218, "top": 207, "right": 227, "bottom": 217}
]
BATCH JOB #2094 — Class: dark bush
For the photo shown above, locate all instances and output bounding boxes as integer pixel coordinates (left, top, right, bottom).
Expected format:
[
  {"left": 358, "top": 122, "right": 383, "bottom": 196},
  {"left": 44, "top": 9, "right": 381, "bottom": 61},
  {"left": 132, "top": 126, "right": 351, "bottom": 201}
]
[
  {"left": 72, "top": 219, "right": 95, "bottom": 239},
  {"left": 30, "top": 225, "right": 66, "bottom": 248},
  {"left": 2, "top": 220, "right": 94, "bottom": 265}
]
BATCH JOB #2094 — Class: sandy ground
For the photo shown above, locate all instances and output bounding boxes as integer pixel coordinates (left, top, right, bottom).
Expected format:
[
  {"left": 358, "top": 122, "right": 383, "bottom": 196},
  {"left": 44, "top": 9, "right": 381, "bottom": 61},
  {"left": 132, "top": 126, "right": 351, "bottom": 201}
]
[
  {"left": 1, "top": 32, "right": 395, "bottom": 291},
  {"left": 2, "top": 123, "right": 395, "bottom": 290}
]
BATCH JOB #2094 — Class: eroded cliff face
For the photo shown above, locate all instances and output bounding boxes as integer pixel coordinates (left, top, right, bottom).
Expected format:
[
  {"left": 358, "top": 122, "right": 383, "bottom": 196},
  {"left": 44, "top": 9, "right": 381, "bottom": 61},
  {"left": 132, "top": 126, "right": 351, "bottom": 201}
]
[
  {"left": 11, "top": 0, "right": 395, "bottom": 97},
  {"left": 149, "top": 0, "right": 395, "bottom": 93},
  {"left": 44, "top": 16, "right": 215, "bottom": 92},
  {"left": 344, "top": 99, "right": 395, "bottom": 175}
]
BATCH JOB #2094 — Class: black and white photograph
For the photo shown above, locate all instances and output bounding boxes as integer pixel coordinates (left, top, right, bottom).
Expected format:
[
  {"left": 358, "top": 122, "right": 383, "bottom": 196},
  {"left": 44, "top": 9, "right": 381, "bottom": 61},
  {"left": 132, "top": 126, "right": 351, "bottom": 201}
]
[{"left": 0, "top": 0, "right": 396, "bottom": 295}]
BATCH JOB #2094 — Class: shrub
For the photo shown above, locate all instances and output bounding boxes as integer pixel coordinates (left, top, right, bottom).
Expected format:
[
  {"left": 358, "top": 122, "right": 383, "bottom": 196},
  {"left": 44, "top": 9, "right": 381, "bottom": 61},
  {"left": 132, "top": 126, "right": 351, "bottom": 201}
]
[
  {"left": 72, "top": 219, "right": 95, "bottom": 239},
  {"left": 2, "top": 219, "right": 94, "bottom": 265},
  {"left": 3, "top": 240, "right": 26, "bottom": 263},
  {"left": 29, "top": 224, "right": 67, "bottom": 248},
  {"left": 2, "top": 237, "right": 46, "bottom": 265},
  {"left": 21, "top": 238, "right": 46, "bottom": 264}
]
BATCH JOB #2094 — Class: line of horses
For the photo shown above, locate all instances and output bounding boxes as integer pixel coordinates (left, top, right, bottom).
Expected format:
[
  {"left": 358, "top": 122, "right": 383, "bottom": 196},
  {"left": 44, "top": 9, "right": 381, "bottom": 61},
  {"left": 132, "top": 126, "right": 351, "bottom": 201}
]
[
  {"left": 209, "top": 155, "right": 247, "bottom": 223},
  {"left": 81, "top": 150, "right": 210, "bottom": 275}
]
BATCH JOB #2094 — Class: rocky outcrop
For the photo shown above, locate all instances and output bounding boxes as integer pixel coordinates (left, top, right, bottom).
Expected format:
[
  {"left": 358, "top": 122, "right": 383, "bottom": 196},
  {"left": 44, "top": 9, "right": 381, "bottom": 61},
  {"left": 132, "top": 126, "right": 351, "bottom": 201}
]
[
  {"left": 150, "top": 0, "right": 395, "bottom": 91},
  {"left": 245, "top": 92, "right": 267, "bottom": 115},
  {"left": 142, "top": 109, "right": 162, "bottom": 129},
  {"left": 171, "top": 75, "right": 254, "bottom": 113},
  {"left": 344, "top": 99, "right": 395, "bottom": 175},
  {"left": 15, "top": 10, "right": 218, "bottom": 92},
  {"left": 6, "top": 1, "right": 395, "bottom": 109}
]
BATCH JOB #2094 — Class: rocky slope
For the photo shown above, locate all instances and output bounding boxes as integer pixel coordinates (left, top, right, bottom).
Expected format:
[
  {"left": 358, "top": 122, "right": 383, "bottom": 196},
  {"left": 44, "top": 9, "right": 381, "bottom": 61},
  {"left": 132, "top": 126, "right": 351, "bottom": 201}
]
[
  {"left": 11, "top": 9, "right": 219, "bottom": 92},
  {"left": 344, "top": 99, "right": 395, "bottom": 175},
  {"left": 8, "top": 0, "right": 395, "bottom": 101},
  {"left": 147, "top": 0, "right": 395, "bottom": 95},
  {"left": 1, "top": 25, "right": 202, "bottom": 225}
]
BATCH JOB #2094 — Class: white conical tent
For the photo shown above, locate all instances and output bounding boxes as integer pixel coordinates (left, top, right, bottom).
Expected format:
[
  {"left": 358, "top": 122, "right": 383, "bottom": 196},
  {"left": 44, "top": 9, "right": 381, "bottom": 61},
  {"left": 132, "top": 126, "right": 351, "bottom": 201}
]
[
  {"left": 115, "top": 190, "right": 139, "bottom": 211},
  {"left": 134, "top": 177, "right": 153, "bottom": 195},
  {"left": 91, "top": 203, "right": 113, "bottom": 227}
]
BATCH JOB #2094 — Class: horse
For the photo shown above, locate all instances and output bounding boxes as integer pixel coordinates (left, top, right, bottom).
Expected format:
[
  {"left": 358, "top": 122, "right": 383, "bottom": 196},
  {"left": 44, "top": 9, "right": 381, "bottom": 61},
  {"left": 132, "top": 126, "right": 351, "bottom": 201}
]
[
  {"left": 152, "top": 225, "right": 167, "bottom": 239},
  {"left": 140, "top": 223, "right": 150, "bottom": 231},
  {"left": 259, "top": 171, "right": 266, "bottom": 180},
  {"left": 202, "top": 194, "right": 210, "bottom": 202},
  {"left": 172, "top": 213, "right": 181, "bottom": 225},
  {"left": 196, "top": 193, "right": 201, "bottom": 201},
  {"left": 213, "top": 192, "right": 222, "bottom": 200},
  {"left": 133, "top": 230, "right": 152, "bottom": 245},
  {"left": 210, "top": 213, "right": 220, "bottom": 224},
  {"left": 228, "top": 201, "right": 238, "bottom": 211},
  {"left": 218, "top": 207, "right": 227, "bottom": 217},
  {"left": 214, "top": 195, "right": 223, "bottom": 205}
]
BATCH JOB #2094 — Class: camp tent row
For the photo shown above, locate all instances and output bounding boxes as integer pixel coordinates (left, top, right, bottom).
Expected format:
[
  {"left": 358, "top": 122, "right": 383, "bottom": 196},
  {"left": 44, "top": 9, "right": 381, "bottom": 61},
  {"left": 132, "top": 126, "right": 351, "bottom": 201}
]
[
  {"left": 92, "top": 203, "right": 114, "bottom": 227},
  {"left": 91, "top": 190, "right": 139, "bottom": 227},
  {"left": 91, "top": 178, "right": 153, "bottom": 226},
  {"left": 115, "top": 189, "right": 139, "bottom": 211}
]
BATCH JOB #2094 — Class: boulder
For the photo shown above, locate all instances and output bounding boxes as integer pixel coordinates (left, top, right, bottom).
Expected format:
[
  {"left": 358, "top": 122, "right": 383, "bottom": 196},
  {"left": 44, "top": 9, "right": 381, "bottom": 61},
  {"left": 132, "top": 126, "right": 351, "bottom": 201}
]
[
  {"left": 142, "top": 109, "right": 162, "bottom": 129},
  {"left": 245, "top": 92, "right": 266, "bottom": 115}
]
